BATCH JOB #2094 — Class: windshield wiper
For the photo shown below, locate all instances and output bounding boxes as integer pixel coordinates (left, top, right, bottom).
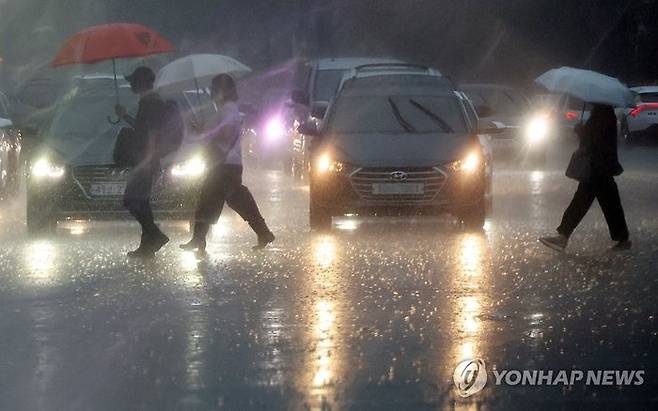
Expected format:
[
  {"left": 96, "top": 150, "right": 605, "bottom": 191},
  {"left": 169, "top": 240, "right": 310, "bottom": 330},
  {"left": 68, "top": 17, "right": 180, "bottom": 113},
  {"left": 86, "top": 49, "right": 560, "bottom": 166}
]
[
  {"left": 388, "top": 98, "right": 416, "bottom": 133},
  {"left": 409, "top": 99, "right": 454, "bottom": 133}
]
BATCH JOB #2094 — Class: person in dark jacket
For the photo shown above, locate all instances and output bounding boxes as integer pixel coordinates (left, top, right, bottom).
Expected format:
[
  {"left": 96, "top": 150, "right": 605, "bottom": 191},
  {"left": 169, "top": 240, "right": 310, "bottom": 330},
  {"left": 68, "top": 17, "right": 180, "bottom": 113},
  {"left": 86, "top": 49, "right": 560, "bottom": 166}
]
[
  {"left": 115, "top": 66, "right": 169, "bottom": 258},
  {"left": 540, "top": 103, "right": 631, "bottom": 251},
  {"left": 180, "top": 74, "right": 274, "bottom": 254}
]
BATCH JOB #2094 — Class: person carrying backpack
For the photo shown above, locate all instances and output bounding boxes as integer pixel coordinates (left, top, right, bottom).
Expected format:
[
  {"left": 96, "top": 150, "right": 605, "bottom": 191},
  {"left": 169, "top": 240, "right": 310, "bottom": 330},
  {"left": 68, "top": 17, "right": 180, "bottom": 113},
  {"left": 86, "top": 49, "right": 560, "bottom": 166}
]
[
  {"left": 114, "top": 66, "right": 171, "bottom": 258},
  {"left": 180, "top": 74, "right": 275, "bottom": 254}
]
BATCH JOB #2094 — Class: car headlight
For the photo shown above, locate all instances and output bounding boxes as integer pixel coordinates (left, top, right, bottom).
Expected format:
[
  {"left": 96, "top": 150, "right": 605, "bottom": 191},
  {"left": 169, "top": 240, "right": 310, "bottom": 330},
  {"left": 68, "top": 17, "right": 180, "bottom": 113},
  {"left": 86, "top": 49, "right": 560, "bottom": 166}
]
[
  {"left": 31, "top": 158, "right": 65, "bottom": 179},
  {"left": 448, "top": 151, "right": 481, "bottom": 174},
  {"left": 264, "top": 116, "right": 286, "bottom": 142},
  {"left": 526, "top": 115, "right": 549, "bottom": 144},
  {"left": 171, "top": 157, "right": 206, "bottom": 178},
  {"left": 315, "top": 153, "right": 344, "bottom": 175}
]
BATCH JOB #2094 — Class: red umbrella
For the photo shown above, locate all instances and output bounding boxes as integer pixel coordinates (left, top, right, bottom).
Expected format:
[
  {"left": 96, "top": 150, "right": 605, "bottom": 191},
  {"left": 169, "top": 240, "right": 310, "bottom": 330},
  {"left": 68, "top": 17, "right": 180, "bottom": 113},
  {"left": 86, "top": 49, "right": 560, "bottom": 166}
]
[{"left": 52, "top": 23, "right": 175, "bottom": 122}]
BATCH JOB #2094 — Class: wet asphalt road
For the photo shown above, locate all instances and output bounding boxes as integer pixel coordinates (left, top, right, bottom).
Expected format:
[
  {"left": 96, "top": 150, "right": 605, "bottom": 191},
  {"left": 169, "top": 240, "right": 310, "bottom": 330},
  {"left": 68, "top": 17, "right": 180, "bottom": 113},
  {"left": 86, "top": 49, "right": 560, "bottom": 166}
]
[{"left": 1, "top": 141, "right": 658, "bottom": 411}]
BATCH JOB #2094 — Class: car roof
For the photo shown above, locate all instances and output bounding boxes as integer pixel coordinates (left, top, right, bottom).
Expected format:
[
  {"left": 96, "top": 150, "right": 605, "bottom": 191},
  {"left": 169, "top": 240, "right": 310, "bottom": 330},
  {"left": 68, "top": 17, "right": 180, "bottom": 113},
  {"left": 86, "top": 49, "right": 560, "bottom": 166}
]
[
  {"left": 631, "top": 86, "right": 658, "bottom": 94},
  {"left": 314, "top": 57, "right": 404, "bottom": 70},
  {"left": 338, "top": 74, "right": 456, "bottom": 97}
]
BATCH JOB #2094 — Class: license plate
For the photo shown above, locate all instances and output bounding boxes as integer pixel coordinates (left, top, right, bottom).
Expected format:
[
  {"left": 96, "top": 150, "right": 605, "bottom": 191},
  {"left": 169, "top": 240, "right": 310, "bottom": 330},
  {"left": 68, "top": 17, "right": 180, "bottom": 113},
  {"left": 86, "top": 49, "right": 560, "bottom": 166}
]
[
  {"left": 372, "top": 183, "right": 424, "bottom": 195},
  {"left": 89, "top": 182, "right": 127, "bottom": 196}
]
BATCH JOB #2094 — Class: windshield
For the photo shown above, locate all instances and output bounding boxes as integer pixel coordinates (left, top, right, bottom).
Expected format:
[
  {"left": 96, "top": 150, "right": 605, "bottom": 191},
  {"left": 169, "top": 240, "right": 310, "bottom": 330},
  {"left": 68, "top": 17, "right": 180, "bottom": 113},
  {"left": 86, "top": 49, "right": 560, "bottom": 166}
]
[
  {"left": 329, "top": 95, "right": 467, "bottom": 134},
  {"left": 313, "top": 69, "right": 346, "bottom": 102},
  {"left": 47, "top": 86, "right": 138, "bottom": 163},
  {"left": 639, "top": 92, "right": 658, "bottom": 103},
  {"left": 463, "top": 88, "right": 527, "bottom": 115}
]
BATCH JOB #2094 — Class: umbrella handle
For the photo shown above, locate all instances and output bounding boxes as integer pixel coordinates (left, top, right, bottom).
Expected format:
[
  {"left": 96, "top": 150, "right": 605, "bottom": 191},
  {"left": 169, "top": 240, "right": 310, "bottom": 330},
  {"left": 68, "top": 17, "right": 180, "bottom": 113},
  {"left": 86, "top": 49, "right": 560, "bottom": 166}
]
[{"left": 108, "top": 59, "right": 122, "bottom": 125}]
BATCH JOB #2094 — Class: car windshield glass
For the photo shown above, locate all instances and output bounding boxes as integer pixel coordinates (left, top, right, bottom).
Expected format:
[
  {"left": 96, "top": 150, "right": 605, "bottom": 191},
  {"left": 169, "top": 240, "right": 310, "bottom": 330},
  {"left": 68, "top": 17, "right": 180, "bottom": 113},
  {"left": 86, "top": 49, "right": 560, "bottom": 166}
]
[
  {"left": 329, "top": 95, "right": 466, "bottom": 134},
  {"left": 639, "top": 92, "right": 658, "bottom": 103},
  {"left": 46, "top": 86, "right": 138, "bottom": 163},
  {"left": 313, "top": 69, "right": 346, "bottom": 102},
  {"left": 464, "top": 88, "right": 525, "bottom": 114}
]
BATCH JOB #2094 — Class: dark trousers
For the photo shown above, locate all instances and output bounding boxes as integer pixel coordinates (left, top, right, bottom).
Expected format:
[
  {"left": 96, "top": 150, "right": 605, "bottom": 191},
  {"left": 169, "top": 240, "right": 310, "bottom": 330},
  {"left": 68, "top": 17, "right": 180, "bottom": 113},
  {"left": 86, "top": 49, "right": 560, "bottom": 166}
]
[
  {"left": 123, "top": 167, "right": 160, "bottom": 236},
  {"left": 557, "top": 176, "right": 629, "bottom": 241},
  {"left": 194, "top": 164, "right": 269, "bottom": 235}
]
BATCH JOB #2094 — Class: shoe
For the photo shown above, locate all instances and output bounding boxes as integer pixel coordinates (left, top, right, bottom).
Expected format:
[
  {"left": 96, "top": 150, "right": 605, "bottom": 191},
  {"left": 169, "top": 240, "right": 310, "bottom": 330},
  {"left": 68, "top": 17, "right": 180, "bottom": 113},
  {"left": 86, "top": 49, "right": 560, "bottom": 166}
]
[
  {"left": 127, "top": 246, "right": 155, "bottom": 259},
  {"left": 539, "top": 235, "right": 568, "bottom": 252},
  {"left": 611, "top": 240, "right": 632, "bottom": 251},
  {"left": 253, "top": 231, "right": 275, "bottom": 250},
  {"left": 148, "top": 231, "right": 170, "bottom": 253},
  {"left": 180, "top": 237, "right": 207, "bottom": 252}
]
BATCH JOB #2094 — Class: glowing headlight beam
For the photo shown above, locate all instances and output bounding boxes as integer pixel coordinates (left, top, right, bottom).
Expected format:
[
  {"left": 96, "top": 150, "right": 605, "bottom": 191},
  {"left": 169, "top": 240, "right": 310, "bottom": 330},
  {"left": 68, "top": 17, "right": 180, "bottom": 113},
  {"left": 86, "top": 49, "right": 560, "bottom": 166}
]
[
  {"left": 264, "top": 117, "right": 285, "bottom": 142},
  {"left": 316, "top": 154, "right": 332, "bottom": 174},
  {"left": 171, "top": 157, "right": 206, "bottom": 178},
  {"left": 461, "top": 152, "right": 481, "bottom": 173},
  {"left": 526, "top": 116, "right": 549, "bottom": 144},
  {"left": 31, "top": 158, "right": 65, "bottom": 179}
]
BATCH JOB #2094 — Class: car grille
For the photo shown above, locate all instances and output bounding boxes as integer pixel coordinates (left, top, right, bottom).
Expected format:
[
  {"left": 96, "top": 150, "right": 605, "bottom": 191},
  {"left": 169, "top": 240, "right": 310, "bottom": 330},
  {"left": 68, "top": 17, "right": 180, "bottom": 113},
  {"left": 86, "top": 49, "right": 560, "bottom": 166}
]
[
  {"left": 72, "top": 166, "right": 130, "bottom": 198},
  {"left": 349, "top": 166, "right": 447, "bottom": 204}
]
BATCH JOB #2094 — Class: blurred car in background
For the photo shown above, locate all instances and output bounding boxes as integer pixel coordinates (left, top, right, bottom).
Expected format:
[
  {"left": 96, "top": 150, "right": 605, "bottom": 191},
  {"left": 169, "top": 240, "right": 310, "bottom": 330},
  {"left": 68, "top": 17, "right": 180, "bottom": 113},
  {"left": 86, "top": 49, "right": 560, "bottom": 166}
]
[
  {"left": 462, "top": 84, "right": 550, "bottom": 166},
  {"left": 533, "top": 93, "right": 592, "bottom": 135},
  {"left": 8, "top": 75, "right": 74, "bottom": 144},
  {"left": 25, "top": 75, "right": 206, "bottom": 233},
  {"left": 301, "top": 67, "right": 495, "bottom": 230},
  {"left": 0, "top": 91, "right": 22, "bottom": 197},
  {"left": 620, "top": 86, "right": 658, "bottom": 146},
  {"left": 287, "top": 57, "right": 406, "bottom": 178},
  {"left": 245, "top": 88, "right": 294, "bottom": 170}
]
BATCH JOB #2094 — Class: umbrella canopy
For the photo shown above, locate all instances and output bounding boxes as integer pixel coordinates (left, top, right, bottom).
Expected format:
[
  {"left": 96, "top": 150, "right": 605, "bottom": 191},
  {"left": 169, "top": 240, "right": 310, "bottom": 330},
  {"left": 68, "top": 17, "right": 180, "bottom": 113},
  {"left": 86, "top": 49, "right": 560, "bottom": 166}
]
[
  {"left": 155, "top": 54, "right": 251, "bottom": 92},
  {"left": 535, "top": 66, "right": 635, "bottom": 108},
  {"left": 51, "top": 23, "right": 175, "bottom": 123},
  {"left": 51, "top": 23, "right": 175, "bottom": 66}
]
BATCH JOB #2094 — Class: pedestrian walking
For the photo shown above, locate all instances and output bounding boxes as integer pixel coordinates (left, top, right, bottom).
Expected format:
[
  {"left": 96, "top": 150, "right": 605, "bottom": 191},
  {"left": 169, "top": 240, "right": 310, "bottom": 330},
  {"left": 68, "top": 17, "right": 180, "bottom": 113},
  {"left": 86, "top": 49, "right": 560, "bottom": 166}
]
[
  {"left": 540, "top": 103, "right": 631, "bottom": 251},
  {"left": 180, "top": 74, "right": 275, "bottom": 254},
  {"left": 115, "top": 66, "right": 170, "bottom": 258}
]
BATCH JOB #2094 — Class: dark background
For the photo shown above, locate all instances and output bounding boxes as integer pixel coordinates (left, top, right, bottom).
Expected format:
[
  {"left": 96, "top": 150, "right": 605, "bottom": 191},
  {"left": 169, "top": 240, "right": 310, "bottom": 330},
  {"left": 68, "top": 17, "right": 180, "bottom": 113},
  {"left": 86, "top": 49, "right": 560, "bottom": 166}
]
[{"left": 0, "top": 0, "right": 657, "bottom": 89}]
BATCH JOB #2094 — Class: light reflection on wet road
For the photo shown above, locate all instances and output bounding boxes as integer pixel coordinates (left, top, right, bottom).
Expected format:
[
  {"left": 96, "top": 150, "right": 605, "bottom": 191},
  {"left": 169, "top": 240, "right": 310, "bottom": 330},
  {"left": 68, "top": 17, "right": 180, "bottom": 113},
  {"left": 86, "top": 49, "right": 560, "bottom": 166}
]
[{"left": 1, "top": 144, "right": 658, "bottom": 410}]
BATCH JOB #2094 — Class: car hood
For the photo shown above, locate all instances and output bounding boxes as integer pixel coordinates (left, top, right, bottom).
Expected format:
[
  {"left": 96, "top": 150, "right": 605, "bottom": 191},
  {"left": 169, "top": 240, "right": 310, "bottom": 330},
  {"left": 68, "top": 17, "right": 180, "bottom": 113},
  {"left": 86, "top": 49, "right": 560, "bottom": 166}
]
[
  {"left": 324, "top": 132, "right": 475, "bottom": 167},
  {"left": 43, "top": 126, "right": 119, "bottom": 166}
]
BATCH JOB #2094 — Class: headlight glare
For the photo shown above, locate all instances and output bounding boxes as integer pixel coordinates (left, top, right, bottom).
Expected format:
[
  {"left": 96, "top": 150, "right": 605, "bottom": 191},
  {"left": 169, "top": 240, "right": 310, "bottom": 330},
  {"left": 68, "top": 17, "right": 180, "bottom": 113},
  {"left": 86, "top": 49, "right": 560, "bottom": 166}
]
[
  {"left": 171, "top": 157, "right": 206, "bottom": 178},
  {"left": 448, "top": 151, "right": 481, "bottom": 174},
  {"left": 31, "top": 158, "right": 65, "bottom": 179},
  {"left": 316, "top": 153, "right": 343, "bottom": 174},
  {"left": 526, "top": 115, "right": 549, "bottom": 144}
]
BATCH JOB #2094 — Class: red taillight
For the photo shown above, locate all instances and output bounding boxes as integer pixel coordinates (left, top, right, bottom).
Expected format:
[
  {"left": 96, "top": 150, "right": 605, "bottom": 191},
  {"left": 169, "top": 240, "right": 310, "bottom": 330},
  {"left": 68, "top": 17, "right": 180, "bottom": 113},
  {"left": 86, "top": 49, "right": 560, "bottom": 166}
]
[
  {"left": 630, "top": 103, "right": 658, "bottom": 118},
  {"left": 565, "top": 111, "right": 578, "bottom": 120}
]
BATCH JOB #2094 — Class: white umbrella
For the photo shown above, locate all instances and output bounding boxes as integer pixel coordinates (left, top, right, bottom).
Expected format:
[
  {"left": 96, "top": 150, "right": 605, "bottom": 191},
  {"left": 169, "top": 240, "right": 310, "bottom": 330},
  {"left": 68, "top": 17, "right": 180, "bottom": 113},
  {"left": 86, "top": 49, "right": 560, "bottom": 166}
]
[
  {"left": 535, "top": 66, "right": 635, "bottom": 108},
  {"left": 155, "top": 54, "right": 251, "bottom": 92}
]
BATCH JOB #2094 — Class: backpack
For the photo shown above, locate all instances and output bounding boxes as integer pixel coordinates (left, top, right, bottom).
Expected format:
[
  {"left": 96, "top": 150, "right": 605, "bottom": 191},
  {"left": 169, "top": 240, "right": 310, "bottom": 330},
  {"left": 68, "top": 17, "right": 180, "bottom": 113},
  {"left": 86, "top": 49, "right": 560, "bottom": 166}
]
[
  {"left": 156, "top": 100, "right": 184, "bottom": 158},
  {"left": 113, "top": 127, "right": 146, "bottom": 168}
]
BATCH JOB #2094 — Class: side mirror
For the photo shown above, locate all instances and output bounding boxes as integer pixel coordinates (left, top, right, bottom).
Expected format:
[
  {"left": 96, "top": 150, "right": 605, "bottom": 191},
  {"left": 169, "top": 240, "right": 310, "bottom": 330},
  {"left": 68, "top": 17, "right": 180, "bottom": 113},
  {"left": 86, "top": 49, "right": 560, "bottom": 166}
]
[
  {"left": 291, "top": 89, "right": 310, "bottom": 106},
  {"left": 310, "top": 102, "right": 328, "bottom": 119},
  {"left": 474, "top": 104, "right": 494, "bottom": 118},
  {"left": 298, "top": 121, "right": 320, "bottom": 137}
]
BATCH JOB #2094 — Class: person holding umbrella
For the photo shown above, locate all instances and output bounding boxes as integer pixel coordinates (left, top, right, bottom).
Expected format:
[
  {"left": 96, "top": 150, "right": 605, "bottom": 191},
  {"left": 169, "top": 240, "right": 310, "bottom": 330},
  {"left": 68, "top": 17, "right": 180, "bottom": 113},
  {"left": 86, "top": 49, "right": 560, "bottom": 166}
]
[
  {"left": 536, "top": 67, "right": 632, "bottom": 252},
  {"left": 180, "top": 74, "right": 275, "bottom": 254},
  {"left": 539, "top": 103, "right": 630, "bottom": 251},
  {"left": 51, "top": 23, "right": 177, "bottom": 257},
  {"left": 115, "top": 66, "right": 170, "bottom": 258}
]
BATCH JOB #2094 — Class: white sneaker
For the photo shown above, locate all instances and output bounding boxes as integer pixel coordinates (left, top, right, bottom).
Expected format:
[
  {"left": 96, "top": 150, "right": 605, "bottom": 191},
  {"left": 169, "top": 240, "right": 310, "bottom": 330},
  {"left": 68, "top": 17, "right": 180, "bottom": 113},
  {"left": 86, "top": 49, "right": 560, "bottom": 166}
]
[{"left": 539, "top": 235, "right": 568, "bottom": 252}]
